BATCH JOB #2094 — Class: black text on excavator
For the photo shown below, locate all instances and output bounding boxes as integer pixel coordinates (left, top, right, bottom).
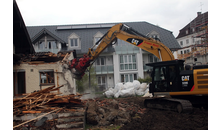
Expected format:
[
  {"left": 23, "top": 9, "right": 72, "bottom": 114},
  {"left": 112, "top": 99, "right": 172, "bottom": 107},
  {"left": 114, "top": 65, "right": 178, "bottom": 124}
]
[{"left": 69, "top": 23, "right": 208, "bottom": 113}]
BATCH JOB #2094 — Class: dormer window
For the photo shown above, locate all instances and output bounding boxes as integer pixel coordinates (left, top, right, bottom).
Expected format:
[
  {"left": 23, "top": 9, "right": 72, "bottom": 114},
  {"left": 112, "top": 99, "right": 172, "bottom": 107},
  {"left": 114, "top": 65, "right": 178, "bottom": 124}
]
[
  {"left": 68, "top": 33, "right": 81, "bottom": 49},
  {"left": 93, "top": 31, "right": 103, "bottom": 46},
  {"left": 70, "top": 38, "right": 78, "bottom": 47},
  {"left": 149, "top": 31, "right": 160, "bottom": 40}
]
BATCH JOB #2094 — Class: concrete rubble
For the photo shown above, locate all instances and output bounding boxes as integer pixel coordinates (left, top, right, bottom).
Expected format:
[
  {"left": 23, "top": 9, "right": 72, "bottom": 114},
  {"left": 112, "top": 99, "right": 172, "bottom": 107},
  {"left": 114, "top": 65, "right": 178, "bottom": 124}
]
[{"left": 85, "top": 98, "right": 146, "bottom": 126}]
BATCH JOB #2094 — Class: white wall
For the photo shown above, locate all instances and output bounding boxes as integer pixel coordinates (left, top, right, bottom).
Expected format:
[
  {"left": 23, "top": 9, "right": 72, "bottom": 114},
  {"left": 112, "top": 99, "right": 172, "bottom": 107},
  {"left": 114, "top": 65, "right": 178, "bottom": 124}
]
[
  {"left": 13, "top": 62, "right": 76, "bottom": 95},
  {"left": 113, "top": 53, "right": 121, "bottom": 84},
  {"left": 137, "top": 51, "right": 144, "bottom": 79}
]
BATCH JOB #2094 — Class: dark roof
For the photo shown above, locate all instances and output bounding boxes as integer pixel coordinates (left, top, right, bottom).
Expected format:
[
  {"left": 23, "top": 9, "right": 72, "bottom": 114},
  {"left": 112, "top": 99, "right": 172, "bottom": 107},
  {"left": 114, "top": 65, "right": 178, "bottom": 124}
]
[
  {"left": 176, "top": 12, "right": 208, "bottom": 39},
  {"left": 13, "top": 0, "right": 35, "bottom": 54},
  {"left": 27, "top": 21, "right": 181, "bottom": 53},
  {"left": 32, "top": 28, "right": 66, "bottom": 44}
]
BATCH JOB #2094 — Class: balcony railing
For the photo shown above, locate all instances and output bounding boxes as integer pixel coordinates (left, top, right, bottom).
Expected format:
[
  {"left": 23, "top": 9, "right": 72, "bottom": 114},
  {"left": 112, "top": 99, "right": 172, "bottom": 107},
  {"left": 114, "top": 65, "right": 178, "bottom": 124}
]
[{"left": 95, "top": 65, "right": 114, "bottom": 74}]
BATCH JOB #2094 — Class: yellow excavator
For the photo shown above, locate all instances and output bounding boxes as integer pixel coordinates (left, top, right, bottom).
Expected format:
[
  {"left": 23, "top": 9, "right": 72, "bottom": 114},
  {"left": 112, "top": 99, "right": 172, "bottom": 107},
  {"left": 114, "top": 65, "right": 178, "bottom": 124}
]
[{"left": 69, "top": 23, "right": 208, "bottom": 113}]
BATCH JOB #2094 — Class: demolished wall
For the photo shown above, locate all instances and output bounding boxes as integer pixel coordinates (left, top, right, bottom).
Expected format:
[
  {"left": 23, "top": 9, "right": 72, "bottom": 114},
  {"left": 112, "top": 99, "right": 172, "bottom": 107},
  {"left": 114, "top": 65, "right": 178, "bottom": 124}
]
[{"left": 13, "top": 52, "right": 76, "bottom": 95}]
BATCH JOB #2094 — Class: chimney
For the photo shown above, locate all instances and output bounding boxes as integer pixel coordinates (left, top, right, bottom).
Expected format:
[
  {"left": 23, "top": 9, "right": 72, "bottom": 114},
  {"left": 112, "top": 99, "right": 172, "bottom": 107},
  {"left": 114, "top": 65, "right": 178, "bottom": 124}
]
[{"left": 197, "top": 12, "right": 201, "bottom": 16}]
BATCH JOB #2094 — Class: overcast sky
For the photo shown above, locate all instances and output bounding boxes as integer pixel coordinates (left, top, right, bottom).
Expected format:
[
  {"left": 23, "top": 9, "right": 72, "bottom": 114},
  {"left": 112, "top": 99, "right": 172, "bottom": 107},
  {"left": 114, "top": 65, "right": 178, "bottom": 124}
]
[{"left": 16, "top": 0, "right": 208, "bottom": 37}]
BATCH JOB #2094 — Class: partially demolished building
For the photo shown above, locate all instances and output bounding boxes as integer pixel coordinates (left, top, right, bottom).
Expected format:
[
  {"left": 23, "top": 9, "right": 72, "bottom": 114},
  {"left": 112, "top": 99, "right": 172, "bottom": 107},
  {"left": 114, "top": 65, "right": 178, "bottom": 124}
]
[
  {"left": 13, "top": 52, "right": 76, "bottom": 96},
  {"left": 13, "top": 0, "right": 76, "bottom": 96}
]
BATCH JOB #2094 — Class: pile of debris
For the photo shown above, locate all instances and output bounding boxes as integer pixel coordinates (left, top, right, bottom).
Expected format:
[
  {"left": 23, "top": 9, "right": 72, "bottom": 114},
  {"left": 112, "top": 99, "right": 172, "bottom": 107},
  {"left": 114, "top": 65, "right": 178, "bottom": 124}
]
[
  {"left": 13, "top": 85, "right": 83, "bottom": 116},
  {"left": 86, "top": 98, "right": 146, "bottom": 126},
  {"left": 13, "top": 85, "right": 85, "bottom": 129}
]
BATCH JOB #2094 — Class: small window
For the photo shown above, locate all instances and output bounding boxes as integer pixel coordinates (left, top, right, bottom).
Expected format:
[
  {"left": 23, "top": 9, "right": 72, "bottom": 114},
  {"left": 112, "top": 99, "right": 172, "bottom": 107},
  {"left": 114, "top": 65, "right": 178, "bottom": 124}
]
[
  {"left": 93, "top": 32, "right": 104, "bottom": 46},
  {"left": 97, "top": 76, "right": 106, "bottom": 85},
  {"left": 96, "top": 57, "right": 105, "bottom": 65},
  {"left": 70, "top": 38, "right": 78, "bottom": 47},
  {"left": 184, "top": 50, "right": 186, "bottom": 54},
  {"left": 149, "top": 54, "right": 158, "bottom": 63},
  {"left": 40, "top": 71, "right": 54, "bottom": 84},
  {"left": 68, "top": 33, "right": 80, "bottom": 49},
  {"left": 186, "top": 30, "right": 188, "bottom": 34},
  {"left": 187, "top": 49, "right": 190, "bottom": 53},
  {"left": 180, "top": 51, "right": 183, "bottom": 54},
  {"left": 94, "top": 37, "right": 101, "bottom": 45},
  {"left": 186, "top": 39, "right": 189, "bottom": 44},
  {"left": 180, "top": 41, "right": 183, "bottom": 46}
]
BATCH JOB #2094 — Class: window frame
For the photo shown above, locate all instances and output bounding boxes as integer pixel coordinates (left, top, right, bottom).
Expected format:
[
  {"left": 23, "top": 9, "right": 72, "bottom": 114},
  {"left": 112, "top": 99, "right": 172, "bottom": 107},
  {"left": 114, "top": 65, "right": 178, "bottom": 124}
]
[
  {"left": 68, "top": 33, "right": 81, "bottom": 49},
  {"left": 69, "top": 38, "right": 79, "bottom": 47},
  {"left": 119, "top": 54, "right": 137, "bottom": 71},
  {"left": 96, "top": 57, "right": 105, "bottom": 66},
  {"left": 97, "top": 76, "right": 106, "bottom": 86},
  {"left": 121, "top": 73, "right": 137, "bottom": 83},
  {"left": 39, "top": 70, "right": 55, "bottom": 86}
]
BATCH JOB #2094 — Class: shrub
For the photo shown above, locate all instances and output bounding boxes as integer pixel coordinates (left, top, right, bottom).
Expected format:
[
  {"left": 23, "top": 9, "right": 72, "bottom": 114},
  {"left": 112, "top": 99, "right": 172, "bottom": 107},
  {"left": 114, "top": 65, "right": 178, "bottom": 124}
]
[{"left": 137, "top": 76, "right": 152, "bottom": 84}]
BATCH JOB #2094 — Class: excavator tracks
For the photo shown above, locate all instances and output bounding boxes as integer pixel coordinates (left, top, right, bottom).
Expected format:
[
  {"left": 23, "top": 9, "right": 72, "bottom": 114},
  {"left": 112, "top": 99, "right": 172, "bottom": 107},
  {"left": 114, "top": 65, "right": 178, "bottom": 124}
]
[{"left": 144, "top": 97, "right": 193, "bottom": 113}]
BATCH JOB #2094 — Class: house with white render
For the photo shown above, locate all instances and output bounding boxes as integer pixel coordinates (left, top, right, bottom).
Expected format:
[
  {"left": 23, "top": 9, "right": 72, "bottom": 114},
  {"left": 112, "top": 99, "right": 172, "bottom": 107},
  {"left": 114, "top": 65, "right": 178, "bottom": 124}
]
[{"left": 26, "top": 21, "right": 181, "bottom": 90}]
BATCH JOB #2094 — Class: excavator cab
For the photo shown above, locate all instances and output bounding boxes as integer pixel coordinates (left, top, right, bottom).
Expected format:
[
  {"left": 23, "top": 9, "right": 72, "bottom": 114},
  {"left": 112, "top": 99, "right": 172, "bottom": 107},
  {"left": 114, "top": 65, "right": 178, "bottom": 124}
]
[{"left": 147, "top": 60, "right": 185, "bottom": 95}]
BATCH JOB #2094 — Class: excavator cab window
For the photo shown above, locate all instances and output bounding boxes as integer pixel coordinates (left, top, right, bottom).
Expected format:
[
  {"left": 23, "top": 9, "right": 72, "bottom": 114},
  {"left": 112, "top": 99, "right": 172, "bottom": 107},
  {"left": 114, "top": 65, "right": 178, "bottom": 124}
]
[{"left": 153, "top": 66, "right": 169, "bottom": 92}]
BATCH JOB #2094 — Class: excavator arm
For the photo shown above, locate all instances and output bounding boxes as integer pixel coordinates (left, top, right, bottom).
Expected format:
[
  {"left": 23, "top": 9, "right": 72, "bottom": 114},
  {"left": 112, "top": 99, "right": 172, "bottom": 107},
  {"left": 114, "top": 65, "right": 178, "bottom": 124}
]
[{"left": 70, "top": 23, "right": 175, "bottom": 79}]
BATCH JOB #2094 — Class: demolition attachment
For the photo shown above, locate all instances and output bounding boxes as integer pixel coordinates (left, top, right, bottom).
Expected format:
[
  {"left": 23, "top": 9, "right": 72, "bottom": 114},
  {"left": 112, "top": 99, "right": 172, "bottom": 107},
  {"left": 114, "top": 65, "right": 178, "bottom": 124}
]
[{"left": 69, "top": 51, "right": 91, "bottom": 79}]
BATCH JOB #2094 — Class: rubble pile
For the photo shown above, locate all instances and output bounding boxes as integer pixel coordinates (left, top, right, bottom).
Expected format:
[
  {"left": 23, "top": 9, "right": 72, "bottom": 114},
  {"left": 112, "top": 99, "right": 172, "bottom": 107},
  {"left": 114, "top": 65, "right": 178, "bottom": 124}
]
[
  {"left": 104, "top": 80, "right": 152, "bottom": 98},
  {"left": 86, "top": 98, "right": 146, "bottom": 126},
  {"left": 13, "top": 85, "right": 84, "bottom": 116}
]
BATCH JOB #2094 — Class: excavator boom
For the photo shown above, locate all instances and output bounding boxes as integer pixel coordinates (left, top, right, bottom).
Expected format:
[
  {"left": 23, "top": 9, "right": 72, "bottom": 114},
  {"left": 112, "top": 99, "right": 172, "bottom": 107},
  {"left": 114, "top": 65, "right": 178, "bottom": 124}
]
[
  {"left": 69, "top": 23, "right": 208, "bottom": 113},
  {"left": 70, "top": 23, "right": 175, "bottom": 79}
]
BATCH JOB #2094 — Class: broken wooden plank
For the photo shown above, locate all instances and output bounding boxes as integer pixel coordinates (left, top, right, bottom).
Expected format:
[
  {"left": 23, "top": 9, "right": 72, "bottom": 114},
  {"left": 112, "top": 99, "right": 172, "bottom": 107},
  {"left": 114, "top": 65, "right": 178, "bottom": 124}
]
[
  {"left": 26, "top": 85, "right": 55, "bottom": 97},
  {"left": 22, "top": 111, "right": 42, "bottom": 114},
  {"left": 50, "top": 85, "right": 64, "bottom": 91},
  {"left": 61, "top": 53, "right": 69, "bottom": 63},
  {"left": 13, "top": 108, "right": 62, "bottom": 129}
]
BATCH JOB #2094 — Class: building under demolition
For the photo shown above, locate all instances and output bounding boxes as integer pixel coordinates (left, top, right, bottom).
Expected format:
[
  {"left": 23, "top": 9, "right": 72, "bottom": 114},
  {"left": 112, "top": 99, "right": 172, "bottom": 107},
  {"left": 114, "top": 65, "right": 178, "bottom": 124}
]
[{"left": 176, "top": 12, "right": 208, "bottom": 64}]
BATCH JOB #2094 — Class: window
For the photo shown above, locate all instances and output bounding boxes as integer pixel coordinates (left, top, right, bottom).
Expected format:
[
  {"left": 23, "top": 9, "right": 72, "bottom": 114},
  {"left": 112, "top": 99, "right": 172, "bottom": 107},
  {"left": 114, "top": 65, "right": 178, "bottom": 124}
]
[
  {"left": 68, "top": 33, "right": 80, "bottom": 49},
  {"left": 192, "top": 38, "right": 195, "bottom": 43},
  {"left": 184, "top": 50, "right": 186, "bottom": 54},
  {"left": 180, "top": 51, "right": 183, "bottom": 54},
  {"left": 70, "top": 38, "right": 78, "bottom": 47},
  {"left": 186, "top": 39, "right": 189, "bottom": 44},
  {"left": 154, "top": 66, "right": 166, "bottom": 81},
  {"left": 96, "top": 57, "right": 105, "bottom": 65},
  {"left": 187, "top": 49, "right": 190, "bottom": 53},
  {"left": 93, "top": 32, "right": 104, "bottom": 46},
  {"left": 149, "top": 54, "right": 158, "bottom": 63},
  {"left": 40, "top": 71, "right": 54, "bottom": 84},
  {"left": 149, "top": 31, "right": 160, "bottom": 40},
  {"left": 186, "top": 30, "right": 188, "bottom": 34},
  {"left": 180, "top": 41, "right": 183, "bottom": 46},
  {"left": 121, "top": 74, "right": 137, "bottom": 82},
  {"left": 37, "top": 41, "right": 57, "bottom": 50},
  {"left": 120, "top": 55, "right": 137, "bottom": 70},
  {"left": 97, "top": 76, "right": 106, "bottom": 86},
  {"left": 94, "top": 37, "right": 102, "bottom": 46}
]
